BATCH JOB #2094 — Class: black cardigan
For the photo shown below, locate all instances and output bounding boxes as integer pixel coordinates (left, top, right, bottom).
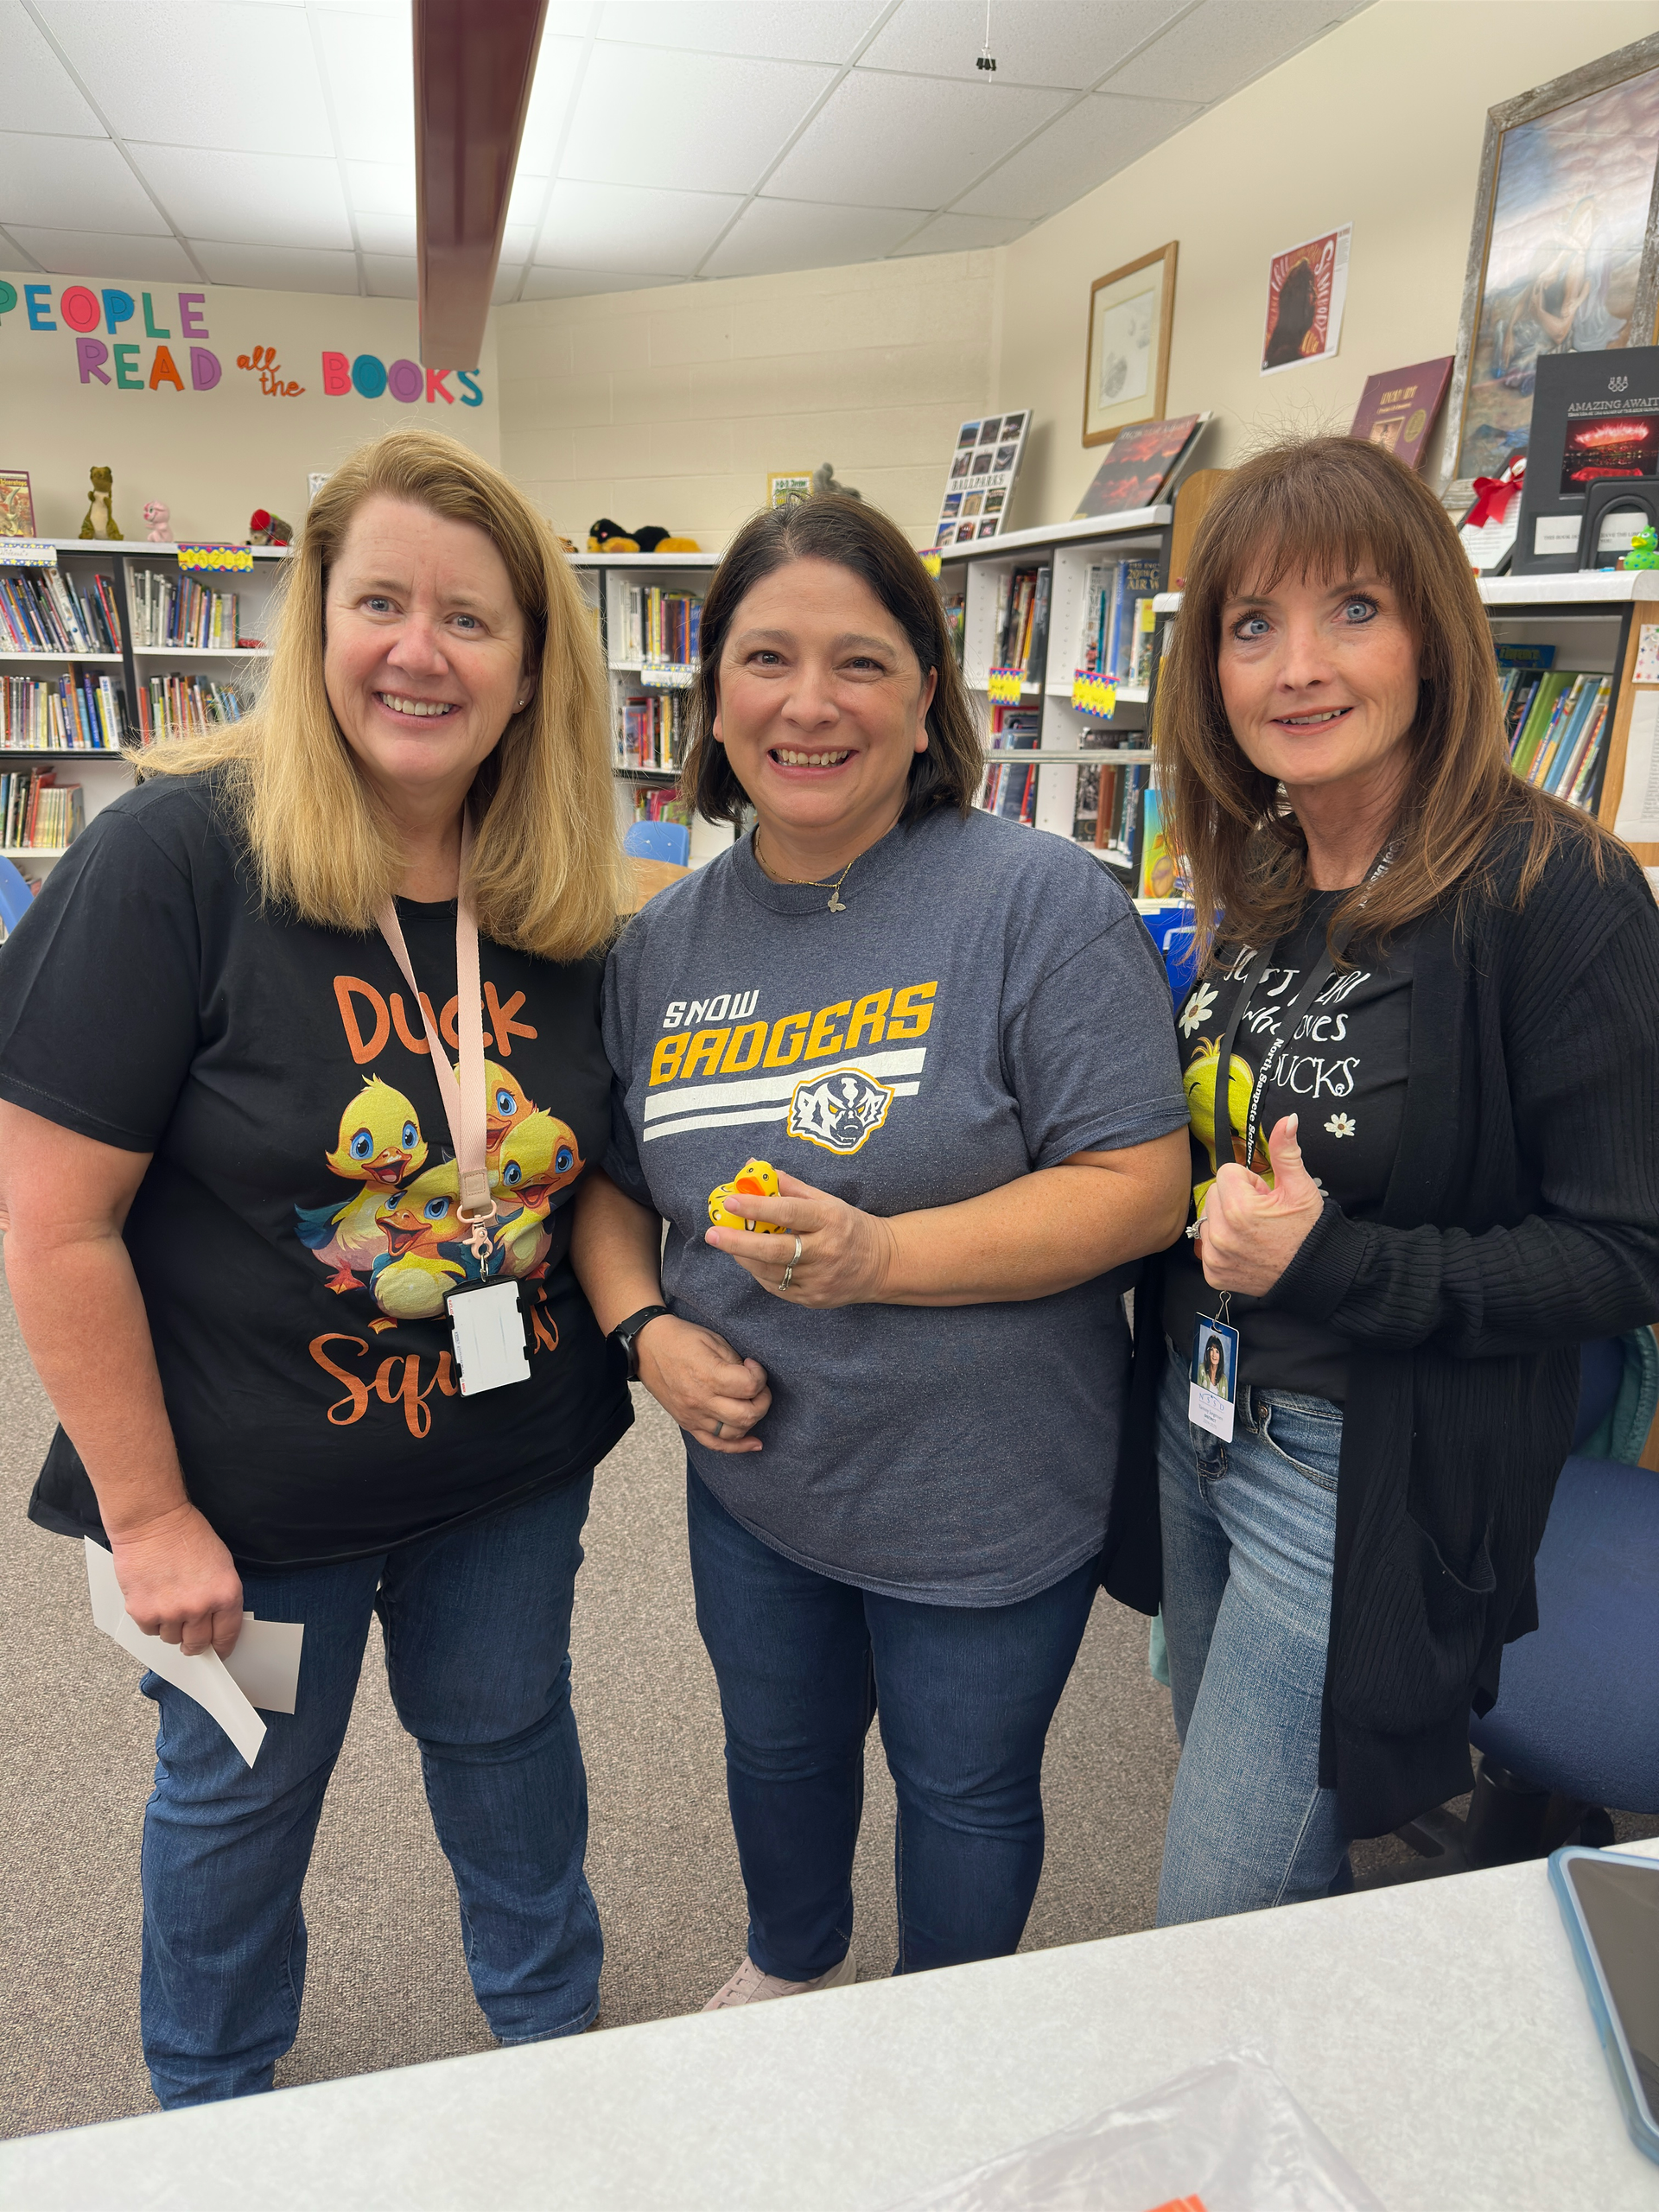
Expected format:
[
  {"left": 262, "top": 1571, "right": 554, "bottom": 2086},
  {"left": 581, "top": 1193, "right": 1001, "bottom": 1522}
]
[{"left": 1104, "top": 828, "right": 1659, "bottom": 1837}]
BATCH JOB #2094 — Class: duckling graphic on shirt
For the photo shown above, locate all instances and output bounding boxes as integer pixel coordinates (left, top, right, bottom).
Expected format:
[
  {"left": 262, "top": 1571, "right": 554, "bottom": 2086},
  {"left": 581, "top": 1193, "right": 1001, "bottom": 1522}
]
[
  {"left": 485, "top": 1060, "right": 535, "bottom": 1160},
  {"left": 369, "top": 1157, "right": 500, "bottom": 1320},
  {"left": 294, "top": 1077, "right": 429, "bottom": 1291},
  {"left": 491, "top": 1109, "right": 585, "bottom": 1279},
  {"left": 1184, "top": 1036, "right": 1274, "bottom": 1219}
]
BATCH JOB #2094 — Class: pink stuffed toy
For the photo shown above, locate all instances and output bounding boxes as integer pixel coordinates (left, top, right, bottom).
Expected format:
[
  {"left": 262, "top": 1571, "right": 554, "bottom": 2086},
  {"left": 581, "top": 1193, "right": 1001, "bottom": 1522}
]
[{"left": 143, "top": 501, "right": 170, "bottom": 543}]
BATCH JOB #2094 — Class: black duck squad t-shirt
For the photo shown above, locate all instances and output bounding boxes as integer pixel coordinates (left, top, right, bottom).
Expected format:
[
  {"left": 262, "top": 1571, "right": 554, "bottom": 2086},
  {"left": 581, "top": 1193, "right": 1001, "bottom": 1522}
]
[{"left": 0, "top": 773, "right": 632, "bottom": 1567}]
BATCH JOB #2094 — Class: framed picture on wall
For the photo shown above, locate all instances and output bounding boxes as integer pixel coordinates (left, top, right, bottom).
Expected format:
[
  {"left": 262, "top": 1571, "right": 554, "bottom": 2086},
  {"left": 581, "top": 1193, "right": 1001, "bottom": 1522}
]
[
  {"left": 1082, "top": 243, "right": 1177, "bottom": 448},
  {"left": 1442, "top": 32, "right": 1659, "bottom": 505}
]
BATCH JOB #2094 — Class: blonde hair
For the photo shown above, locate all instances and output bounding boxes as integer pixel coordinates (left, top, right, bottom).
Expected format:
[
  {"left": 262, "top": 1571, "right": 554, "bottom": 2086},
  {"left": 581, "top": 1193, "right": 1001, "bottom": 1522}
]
[{"left": 137, "top": 426, "right": 626, "bottom": 961}]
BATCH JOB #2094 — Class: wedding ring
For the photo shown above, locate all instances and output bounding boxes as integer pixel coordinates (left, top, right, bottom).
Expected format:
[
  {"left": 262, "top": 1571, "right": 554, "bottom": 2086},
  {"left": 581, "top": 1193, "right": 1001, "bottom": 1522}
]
[
  {"left": 779, "top": 1233, "right": 803, "bottom": 1293},
  {"left": 713, "top": 1420, "right": 725, "bottom": 1437}
]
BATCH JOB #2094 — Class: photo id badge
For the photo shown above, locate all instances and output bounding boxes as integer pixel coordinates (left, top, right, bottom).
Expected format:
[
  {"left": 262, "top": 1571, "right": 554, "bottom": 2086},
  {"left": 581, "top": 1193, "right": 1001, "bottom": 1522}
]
[
  {"left": 1189, "top": 1316, "right": 1240, "bottom": 1442},
  {"left": 446, "top": 1278, "right": 531, "bottom": 1397}
]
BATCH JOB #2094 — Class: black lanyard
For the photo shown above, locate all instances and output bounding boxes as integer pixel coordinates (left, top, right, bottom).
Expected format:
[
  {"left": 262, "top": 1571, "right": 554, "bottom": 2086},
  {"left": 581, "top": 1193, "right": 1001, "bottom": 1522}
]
[{"left": 1210, "top": 846, "right": 1393, "bottom": 1185}]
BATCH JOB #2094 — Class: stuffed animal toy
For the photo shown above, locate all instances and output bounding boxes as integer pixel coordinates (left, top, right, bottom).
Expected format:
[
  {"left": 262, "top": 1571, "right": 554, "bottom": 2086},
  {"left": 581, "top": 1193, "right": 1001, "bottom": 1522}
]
[
  {"left": 810, "top": 461, "right": 861, "bottom": 501},
  {"left": 143, "top": 501, "right": 171, "bottom": 543},
  {"left": 79, "top": 466, "right": 123, "bottom": 540},
  {"left": 249, "top": 508, "right": 293, "bottom": 546},
  {"left": 587, "top": 518, "right": 701, "bottom": 554}
]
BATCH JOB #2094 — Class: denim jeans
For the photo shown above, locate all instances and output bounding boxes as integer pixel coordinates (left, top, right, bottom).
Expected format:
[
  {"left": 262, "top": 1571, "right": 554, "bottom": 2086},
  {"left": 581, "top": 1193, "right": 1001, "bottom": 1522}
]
[
  {"left": 686, "top": 1465, "right": 1100, "bottom": 1980},
  {"left": 1154, "top": 1350, "right": 1350, "bottom": 1925},
  {"left": 139, "top": 1472, "right": 600, "bottom": 2108}
]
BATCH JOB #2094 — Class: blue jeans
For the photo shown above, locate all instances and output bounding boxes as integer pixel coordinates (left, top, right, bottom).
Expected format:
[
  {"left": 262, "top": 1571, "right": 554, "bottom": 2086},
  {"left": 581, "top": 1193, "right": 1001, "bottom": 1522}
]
[
  {"left": 1155, "top": 1351, "right": 1351, "bottom": 1925},
  {"left": 686, "top": 1465, "right": 1100, "bottom": 1979},
  {"left": 139, "top": 1473, "right": 600, "bottom": 2108}
]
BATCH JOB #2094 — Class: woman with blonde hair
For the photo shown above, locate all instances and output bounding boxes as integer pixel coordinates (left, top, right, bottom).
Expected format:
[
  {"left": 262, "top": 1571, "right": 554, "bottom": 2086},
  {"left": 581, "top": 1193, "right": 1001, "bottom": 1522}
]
[
  {"left": 1111, "top": 434, "right": 1659, "bottom": 1924},
  {"left": 0, "top": 427, "right": 632, "bottom": 2101}
]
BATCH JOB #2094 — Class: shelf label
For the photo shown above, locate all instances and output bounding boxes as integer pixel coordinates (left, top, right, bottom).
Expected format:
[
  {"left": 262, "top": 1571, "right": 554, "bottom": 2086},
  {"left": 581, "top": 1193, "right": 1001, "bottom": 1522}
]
[
  {"left": 987, "top": 667, "right": 1025, "bottom": 703},
  {"left": 1072, "top": 670, "right": 1116, "bottom": 716},
  {"left": 639, "top": 661, "right": 696, "bottom": 690},
  {"left": 178, "top": 544, "right": 253, "bottom": 572},
  {"left": 2, "top": 539, "right": 56, "bottom": 567}
]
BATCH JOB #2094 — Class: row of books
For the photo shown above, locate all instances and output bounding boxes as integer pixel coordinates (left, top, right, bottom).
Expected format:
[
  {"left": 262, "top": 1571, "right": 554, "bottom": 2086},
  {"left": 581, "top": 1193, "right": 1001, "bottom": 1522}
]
[
  {"left": 615, "top": 588, "right": 702, "bottom": 666},
  {"left": 2, "top": 671, "right": 129, "bottom": 752},
  {"left": 981, "top": 706, "right": 1040, "bottom": 820},
  {"left": 990, "top": 569, "right": 1051, "bottom": 679},
  {"left": 1082, "top": 558, "right": 1160, "bottom": 686},
  {"left": 1498, "top": 648, "right": 1611, "bottom": 811},
  {"left": 130, "top": 569, "right": 247, "bottom": 652},
  {"left": 1, "top": 770, "right": 84, "bottom": 851},
  {"left": 133, "top": 673, "right": 249, "bottom": 746},
  {"left": 632, "top": 785, "right": 691, "bottom": 827},
  {"left": 0, "top": 568, "right": 124, "bottom": 656},
  {"left": 616, "top": 689, "right": 690, "bottom": 773}
]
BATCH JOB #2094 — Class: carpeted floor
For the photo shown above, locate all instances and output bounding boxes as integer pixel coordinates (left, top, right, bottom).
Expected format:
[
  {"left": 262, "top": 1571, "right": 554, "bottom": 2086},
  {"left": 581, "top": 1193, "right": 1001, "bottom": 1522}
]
[{"left": 3, "top": 1279, "right": 1649, "bottom": 2142}]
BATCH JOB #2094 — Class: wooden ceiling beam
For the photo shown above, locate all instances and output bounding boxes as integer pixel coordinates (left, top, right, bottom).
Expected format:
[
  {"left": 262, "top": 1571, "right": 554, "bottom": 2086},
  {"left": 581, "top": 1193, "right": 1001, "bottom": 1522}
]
[{"left": 414, "top": 0, "right": 547, "bottom": 371}]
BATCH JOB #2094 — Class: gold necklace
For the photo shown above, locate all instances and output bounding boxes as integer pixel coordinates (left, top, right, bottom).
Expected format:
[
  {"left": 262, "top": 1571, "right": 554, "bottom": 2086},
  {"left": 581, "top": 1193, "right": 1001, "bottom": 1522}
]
[{"left": 753, "top": 828, "right": 857, "bottom": 912}]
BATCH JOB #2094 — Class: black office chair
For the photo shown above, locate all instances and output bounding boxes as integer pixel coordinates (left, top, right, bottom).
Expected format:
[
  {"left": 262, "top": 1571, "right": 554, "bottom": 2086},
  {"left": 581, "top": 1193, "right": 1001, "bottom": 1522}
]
[{"left": 1363, "top": 1336, "right": 1659, "bottom": 1885}]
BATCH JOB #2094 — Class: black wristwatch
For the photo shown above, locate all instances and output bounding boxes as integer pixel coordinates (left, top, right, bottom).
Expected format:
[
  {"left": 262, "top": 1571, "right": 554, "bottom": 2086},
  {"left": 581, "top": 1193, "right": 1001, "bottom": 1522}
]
[{"left": 610, "top": 1304, "right": 671, "bottom": 1380}]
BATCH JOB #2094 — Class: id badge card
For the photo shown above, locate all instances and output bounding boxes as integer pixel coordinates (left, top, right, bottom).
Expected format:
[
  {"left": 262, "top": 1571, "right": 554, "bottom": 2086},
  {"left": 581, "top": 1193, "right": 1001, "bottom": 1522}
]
[
  {"left": 446, "top": 1278, "right": 531, "bottom": 1397},
  {"left": 1189, "top": 1317, "right": 1240, "bottom": 1442}
]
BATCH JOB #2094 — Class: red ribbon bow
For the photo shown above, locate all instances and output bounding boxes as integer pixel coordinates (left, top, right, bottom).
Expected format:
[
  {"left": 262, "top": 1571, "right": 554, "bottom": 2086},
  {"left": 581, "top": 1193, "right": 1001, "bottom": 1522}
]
[{"left": 1467, "top": 468, "right": 1522, "bottom": 530}]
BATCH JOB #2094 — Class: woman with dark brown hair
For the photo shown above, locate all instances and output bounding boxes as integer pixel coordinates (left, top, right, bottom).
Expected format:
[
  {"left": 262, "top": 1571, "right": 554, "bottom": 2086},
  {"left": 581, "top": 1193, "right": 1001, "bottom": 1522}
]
[
  {"left": 1114, "top": 434, "right": 1659, "bottom": 1924},
  {"left": 575, "top": 493, "right": 1189, "bottom": 2000}
]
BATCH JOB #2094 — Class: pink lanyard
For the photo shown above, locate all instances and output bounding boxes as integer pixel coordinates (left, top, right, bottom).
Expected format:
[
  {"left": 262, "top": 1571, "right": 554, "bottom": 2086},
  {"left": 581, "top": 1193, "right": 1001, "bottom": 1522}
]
[{"left": 374, "top": 811, "right": 496, "bottom": 1261}]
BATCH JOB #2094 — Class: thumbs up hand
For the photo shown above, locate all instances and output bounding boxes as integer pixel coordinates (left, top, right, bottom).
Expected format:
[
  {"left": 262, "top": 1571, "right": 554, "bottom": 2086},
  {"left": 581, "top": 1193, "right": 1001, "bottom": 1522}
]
[{"left": 1194, "top": 1114, "right": 1325, "bottom": 1297}]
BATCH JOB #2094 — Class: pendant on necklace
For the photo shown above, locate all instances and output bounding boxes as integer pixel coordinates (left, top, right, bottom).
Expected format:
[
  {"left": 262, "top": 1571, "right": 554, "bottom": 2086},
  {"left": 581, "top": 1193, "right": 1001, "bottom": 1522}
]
[{"left": 827, "top": 890, "right": 847, "bottom": 913}]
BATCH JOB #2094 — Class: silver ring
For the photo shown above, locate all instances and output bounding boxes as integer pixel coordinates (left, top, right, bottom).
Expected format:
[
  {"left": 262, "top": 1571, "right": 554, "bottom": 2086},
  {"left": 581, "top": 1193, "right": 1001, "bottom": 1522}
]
[
  {"left": 779, "top": 1234, "right": 803, "bottom": 1293},
  {"left": 713, "top": 1419, "right": 724, "bottom": 1437}
]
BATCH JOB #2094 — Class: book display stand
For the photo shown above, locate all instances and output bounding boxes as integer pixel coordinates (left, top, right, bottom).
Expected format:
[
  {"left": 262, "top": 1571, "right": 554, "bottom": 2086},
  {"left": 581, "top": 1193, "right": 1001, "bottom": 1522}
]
[{"left": 0, "top": 539, "right": 283, "bottom": 884}]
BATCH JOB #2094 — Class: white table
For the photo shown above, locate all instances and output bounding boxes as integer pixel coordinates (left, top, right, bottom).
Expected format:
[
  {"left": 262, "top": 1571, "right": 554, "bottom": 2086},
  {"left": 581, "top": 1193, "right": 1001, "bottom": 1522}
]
[{"left": 4, "top": 1839, "right": 1656, "bottom": 2210}]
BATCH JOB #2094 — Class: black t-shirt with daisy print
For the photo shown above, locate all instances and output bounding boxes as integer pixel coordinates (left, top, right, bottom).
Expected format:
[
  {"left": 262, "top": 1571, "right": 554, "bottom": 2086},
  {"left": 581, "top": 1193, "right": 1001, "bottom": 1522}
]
[{"left": 1163, "top": 889, "right": 1416, "bottom": 1405}]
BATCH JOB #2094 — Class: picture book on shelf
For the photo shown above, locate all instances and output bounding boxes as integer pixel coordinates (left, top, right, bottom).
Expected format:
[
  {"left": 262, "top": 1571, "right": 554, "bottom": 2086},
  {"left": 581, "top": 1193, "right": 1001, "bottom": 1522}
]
[
  {"left": 1349, "top": 358, "right": 1453, "bottom": 471},
  {"left": 934, "top": 411, "right": 1031, "bottom": 550},
  {"left": 1074, "top": 414, "right": 1203, "bottom": 518},
  {"left": 1079, "top": 557, "right": 1161, "bottom": 682},
  {"left": 3, "top": 670, "right": 127, "bottom": 750},
  {"left": 0, "top": 566, "right": 123, "bottom": 655},
  {"left": 0, "top": 470, "right": 36, "bottom": 537},
  {"left": 1, "top": 768, "right": 84, "bottom": 851}
]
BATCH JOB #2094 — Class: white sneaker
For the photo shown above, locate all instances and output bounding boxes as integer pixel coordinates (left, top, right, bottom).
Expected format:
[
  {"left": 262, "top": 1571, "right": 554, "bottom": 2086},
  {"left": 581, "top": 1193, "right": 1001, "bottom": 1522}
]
[{"left": 702, "top": 1950, "right": 857, "bottom": 2011}]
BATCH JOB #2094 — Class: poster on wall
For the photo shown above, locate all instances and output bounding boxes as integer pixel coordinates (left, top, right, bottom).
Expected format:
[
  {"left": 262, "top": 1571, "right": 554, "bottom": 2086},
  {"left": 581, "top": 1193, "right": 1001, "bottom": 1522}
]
[
  {"left": 932, "top": 411, "right": 1031, "bottom": 549},
  {"left": 1261, "top": 224, "right": 1351, "bottom": 375},
  {"left": 1349, "top": 358, "right": 1453, "bottom": 471},
  {"left": 1443, "top": 40, "right": 1659, "bottom": 501}
]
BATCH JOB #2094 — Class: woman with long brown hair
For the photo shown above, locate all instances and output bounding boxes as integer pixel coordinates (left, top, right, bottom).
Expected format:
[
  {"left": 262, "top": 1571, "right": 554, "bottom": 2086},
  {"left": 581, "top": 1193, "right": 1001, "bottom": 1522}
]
[
  {"left": 0, "top": 427, "right": 630, "bottom": 2101},
  {"left": 1111, "top": 433, "right": 1659, "bottom": 1923}
]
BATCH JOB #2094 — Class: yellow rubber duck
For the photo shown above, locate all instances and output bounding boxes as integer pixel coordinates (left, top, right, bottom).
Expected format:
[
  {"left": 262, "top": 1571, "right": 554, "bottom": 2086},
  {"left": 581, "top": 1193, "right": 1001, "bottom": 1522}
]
[
  {"left": 492, "top": 1109, "right": 585, "bottom": 1278},
  {"left": 709, "top": 1158, "right": 785, "bottom": 1234},
  {"left": 1183, "top": 1037, "right": 1273, "bottom": 1218},
  {"left": 296, "top": 1077, "right": 429, "bottom": 1291}
]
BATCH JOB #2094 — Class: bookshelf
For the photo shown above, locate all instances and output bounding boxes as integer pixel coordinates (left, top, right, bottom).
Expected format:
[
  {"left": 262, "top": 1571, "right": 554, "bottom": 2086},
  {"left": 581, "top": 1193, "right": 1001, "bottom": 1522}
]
[
  {"left": 0, "top": 538, "right": 284, "bottom": 885},
  {"left": 576, "top": 547, "right": 732, "bottom": 868},
  {"left": 1144, "top": 571, "right": 1659, "bottom": 880},
  {"left": 934, "top": 505, "right": 1175, "bottom": 895}
]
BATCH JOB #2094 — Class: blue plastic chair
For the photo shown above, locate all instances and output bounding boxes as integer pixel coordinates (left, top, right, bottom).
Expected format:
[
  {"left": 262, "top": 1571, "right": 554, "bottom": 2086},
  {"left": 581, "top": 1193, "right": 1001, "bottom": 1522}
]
[
  {"left": 0, "top": 855, "right": 33, "bottom": 933},
  {"left": 624, "top": 819, "right": 691, "bottom": 868}
]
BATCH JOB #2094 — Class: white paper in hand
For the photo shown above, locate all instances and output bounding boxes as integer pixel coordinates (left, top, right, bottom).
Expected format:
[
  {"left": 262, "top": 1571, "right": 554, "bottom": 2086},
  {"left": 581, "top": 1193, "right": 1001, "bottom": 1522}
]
[{"left": 83, "top": 1540, "right": 302, "bottom": 1766}]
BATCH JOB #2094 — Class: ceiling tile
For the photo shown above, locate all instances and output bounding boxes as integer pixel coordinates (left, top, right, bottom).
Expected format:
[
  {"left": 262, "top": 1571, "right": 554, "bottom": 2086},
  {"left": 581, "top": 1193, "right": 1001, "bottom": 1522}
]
[
  {"left": 344, "top": 160, "right": 416, "bottom": 219},
  {"left": 492, "top": 262, "right": 528, "bottom": 304},
  {"left": 361, "top": 251, "right": 416, "bottom": 299},
  {"left": 0, "top": 131, "right": 172, "bottom": 232},
  {"left": 763, "top": 67, "right": 1066, "bottom": 208},
  {"left": 536, "top": 180, "right": 743, "bottom": 274},
  {"left": 516, "top": 35, "right": 594, "bottom": 173},
  {"left": 1104, "top": 0, "right": 1368, "bottom": 106},
  {"left": 311, "top": 4, "right": 414, "bottom": 164},
  {"left": 889, "top": 210, "right": 1032, "bottom": 256},
  {"left": 354, "top": 212, "right": 415, "bottom": 256},
  {"left": 861, "top": 0, "right": 1190, "bottom": 89},
  {"left": 0, "top": 0, "right": 106, "bottom": 135},
  {"left": 129, "top": 144, "right": 353, "bottom": 248},
  {"left": 953, "top": 88, "right": 1200, "bottom": 218},
  {"left": 187, "top": 240, "right": 359, "bottom": 293},
  {"left": 507, "top": 171, "right": 551, "bottom": 227},
  {"left": 520, "top": 265, "right": 686, "bottom": 301},
  {"left": 559, "top": 44, "right": 833, "bottom": 194},
  {"left": 37, "top": 0, "right": 333, "bottom": 156},
  {"left": 590, "top": 1, "right": 884, "bottom": 64},
  {"left": 3, "top": 226, "right": 200, "bottom": 278},
  {"left": 702, "top": 197, "right": 925, "bottom": 278}
]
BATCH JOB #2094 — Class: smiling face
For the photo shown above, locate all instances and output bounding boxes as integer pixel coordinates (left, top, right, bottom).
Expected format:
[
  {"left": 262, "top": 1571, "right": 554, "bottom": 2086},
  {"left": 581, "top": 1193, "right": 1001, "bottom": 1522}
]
[
  {"left": 1217, "top": 565, "right": 1419, "bottom": 817},
  {"left": 378, "top": 1160, "right": 461, "bottom": 1259},
  {"left": 323, "top": 494, "right": 531, "bottom": 818},
  {"left": 713, "top": 557, "right": 936, "bottom": 865}
]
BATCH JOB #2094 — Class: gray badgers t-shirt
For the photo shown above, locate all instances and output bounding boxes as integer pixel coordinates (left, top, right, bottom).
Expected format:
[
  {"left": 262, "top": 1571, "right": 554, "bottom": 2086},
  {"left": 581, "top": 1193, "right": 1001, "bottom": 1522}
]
[{"left": 603, "top": 805, "right": 1188, "bottom": 1606}]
